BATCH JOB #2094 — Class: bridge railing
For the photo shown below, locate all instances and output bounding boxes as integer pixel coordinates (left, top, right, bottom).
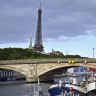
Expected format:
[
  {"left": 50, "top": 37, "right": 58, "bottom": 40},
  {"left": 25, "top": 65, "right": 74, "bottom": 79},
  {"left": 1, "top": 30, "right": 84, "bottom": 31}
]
[{"left": 0, "top": 58, "right": 96, "bottom": 65}]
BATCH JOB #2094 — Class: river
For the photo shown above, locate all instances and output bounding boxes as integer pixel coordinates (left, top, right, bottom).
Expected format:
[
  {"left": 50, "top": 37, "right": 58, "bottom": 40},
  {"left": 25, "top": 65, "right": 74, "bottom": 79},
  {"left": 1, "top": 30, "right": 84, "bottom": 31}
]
[
  {"left": 0, "top": 76, "right": 83, "bottom": 96},
  {"left": 0, "top": 76, "right": 93, "bottom": 96},
  {"left": 0, "top": 80, "right": 52, "bottom": 96}
]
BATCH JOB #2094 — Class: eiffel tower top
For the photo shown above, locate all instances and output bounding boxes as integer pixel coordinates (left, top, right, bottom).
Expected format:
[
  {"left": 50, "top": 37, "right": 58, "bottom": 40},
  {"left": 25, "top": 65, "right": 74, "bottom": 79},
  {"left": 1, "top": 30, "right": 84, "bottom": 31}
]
[{"left": 38, "top": 2, "right": 42, "bottom": 13}]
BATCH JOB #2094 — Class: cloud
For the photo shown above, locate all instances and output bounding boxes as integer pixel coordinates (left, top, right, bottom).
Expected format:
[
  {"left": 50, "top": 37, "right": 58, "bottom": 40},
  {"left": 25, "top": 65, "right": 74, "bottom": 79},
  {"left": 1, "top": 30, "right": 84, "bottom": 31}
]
[
  {"left": 0, "top": 0, "right": 96, "bottom": 44},
  {"left": 45, "top": 35, "right": 70, "bottom": 42},
  {"left": 43, "top": 0, "right": 96, "bottom": 38}
]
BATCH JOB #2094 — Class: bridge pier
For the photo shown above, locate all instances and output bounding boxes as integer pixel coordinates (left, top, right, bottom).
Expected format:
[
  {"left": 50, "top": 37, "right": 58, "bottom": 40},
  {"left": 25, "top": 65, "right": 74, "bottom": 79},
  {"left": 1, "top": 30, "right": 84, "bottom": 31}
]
[
  {"left": 26, "top": 77, "right": 38, "bottom": 83},
  {"left": 26, "top": 75, "right": 54, "bottom": 83},
  {"left": 39, "top": 76, "right": 54, "bottom": 82}
]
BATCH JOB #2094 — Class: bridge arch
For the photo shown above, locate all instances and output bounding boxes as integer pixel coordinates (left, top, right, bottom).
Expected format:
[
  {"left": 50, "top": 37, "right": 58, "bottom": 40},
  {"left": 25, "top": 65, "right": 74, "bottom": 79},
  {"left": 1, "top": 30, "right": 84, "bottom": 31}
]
[
  {"left": 37, "top": 62, "right": 96, "bottom": 82},
  {"left": 0, "top": 66, "right": 27, "bottom": 78},
  {"left": 38, "top": 63, "right": 92, "bottom": 76}
]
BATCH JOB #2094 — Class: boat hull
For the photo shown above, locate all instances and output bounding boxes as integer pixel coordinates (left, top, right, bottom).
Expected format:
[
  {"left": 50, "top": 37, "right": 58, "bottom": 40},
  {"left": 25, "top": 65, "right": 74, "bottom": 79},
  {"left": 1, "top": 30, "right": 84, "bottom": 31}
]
[
  {"left": 87, "top": 89, "right": 96, "bottom": 96},
  {"left": 48, "top": 84, "right": 86, "bottom": 96}
]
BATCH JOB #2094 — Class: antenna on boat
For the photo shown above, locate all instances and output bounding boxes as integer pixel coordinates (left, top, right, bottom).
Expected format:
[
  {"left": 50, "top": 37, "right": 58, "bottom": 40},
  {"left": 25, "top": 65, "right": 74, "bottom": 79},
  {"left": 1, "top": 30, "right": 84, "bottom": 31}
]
[
  {"left": 37, "top": 77, "right": 40, "bottom": 85},
  {"left": 30, "top": 85, "right": 32, "bottom": 94}
]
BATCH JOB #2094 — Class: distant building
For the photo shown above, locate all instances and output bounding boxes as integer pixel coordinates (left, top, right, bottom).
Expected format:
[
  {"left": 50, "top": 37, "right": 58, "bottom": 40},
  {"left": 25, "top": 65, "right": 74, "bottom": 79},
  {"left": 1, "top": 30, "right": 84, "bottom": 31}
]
[
  {"left": 0, "top": 69, "right": 25, "bottom": 81},
  {"left": 49, "top": 49, "right": 64, "bottom": 56}
]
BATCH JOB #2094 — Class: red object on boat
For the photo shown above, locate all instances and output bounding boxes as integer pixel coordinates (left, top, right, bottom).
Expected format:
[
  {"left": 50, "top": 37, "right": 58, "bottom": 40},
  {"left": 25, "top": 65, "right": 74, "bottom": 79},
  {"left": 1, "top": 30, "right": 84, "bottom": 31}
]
[{"left": 69, "top": 87, "right": 73, "bottom": 92}]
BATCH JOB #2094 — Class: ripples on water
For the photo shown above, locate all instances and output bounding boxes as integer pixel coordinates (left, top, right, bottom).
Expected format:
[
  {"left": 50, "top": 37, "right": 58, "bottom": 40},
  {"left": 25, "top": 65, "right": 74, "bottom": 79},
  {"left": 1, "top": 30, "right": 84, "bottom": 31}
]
[{"left": 0, "top": 81, "right": 51, "bottom": 96}]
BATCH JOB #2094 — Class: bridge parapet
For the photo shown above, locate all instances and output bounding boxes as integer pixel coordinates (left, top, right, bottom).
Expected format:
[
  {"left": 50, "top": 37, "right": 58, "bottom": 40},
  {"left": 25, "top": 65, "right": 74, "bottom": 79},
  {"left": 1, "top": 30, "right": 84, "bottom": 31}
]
[
  {"left": 0, "top": 59, "right": 96, "bottom": 65},
  {"left": 0, "top": 58, "right": 96, "bottom": 64}
]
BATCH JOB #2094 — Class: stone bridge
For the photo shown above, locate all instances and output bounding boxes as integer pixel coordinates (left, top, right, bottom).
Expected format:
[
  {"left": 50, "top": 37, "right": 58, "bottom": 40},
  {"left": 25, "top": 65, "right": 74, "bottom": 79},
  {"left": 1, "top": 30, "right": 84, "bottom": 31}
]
[{"left": 0, "top": 60, "right": 96, "bottom": 82}]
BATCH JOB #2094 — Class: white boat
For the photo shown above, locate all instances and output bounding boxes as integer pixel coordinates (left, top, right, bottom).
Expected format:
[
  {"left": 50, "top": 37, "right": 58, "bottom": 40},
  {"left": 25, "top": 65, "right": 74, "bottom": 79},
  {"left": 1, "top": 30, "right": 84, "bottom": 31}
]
[{"left": 49, "top": 73, "right": 96, "bottom": 96}]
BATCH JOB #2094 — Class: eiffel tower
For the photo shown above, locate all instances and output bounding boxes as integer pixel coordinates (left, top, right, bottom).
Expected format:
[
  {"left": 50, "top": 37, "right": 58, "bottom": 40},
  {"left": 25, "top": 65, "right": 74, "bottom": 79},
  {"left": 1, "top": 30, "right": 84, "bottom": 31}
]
[{"left": 33, "top": 4, "right": 44, "bottom": 52}]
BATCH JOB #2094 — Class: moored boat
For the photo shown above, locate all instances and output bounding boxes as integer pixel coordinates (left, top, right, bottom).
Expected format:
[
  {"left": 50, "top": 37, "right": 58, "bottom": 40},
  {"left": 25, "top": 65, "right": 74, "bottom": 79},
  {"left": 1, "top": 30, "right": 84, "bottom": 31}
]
[
  {"left": 48, "top": 80, "right": 86, "bottom": 96},
  {"left": 48, "top": 72, "right": 96, "bottom": 96}
]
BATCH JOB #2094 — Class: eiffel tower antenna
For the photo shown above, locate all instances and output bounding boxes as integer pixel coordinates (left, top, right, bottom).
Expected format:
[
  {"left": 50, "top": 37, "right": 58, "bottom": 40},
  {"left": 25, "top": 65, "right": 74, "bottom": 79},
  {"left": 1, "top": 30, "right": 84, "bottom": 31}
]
[{"left": 40, "top": 2, "right": 41, "bottom": 9}]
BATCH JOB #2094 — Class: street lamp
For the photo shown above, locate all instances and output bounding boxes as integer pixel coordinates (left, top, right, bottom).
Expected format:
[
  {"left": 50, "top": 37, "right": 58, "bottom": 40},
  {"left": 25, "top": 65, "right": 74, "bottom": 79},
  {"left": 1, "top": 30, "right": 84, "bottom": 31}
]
[{"left": 93, "top": 48, "right": 94, "bottom": 58}]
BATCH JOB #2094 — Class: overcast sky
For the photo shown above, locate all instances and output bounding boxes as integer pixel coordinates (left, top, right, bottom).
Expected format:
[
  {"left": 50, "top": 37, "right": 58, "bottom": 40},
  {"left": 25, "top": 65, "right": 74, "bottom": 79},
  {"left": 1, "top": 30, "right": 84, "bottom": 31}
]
[{"left": 0, "top": 0, "right": 96, "bottom": 58}]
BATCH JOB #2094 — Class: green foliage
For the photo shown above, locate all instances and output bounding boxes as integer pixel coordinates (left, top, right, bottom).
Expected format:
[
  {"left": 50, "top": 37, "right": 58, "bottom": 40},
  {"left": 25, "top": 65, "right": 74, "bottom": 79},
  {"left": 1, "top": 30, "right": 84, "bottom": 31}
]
[
  {"left": 0, "top": 48, "right": 33, "bottom": 60},
  {"left": 0, "top": 48, "right": 82, "bottom": 60}
]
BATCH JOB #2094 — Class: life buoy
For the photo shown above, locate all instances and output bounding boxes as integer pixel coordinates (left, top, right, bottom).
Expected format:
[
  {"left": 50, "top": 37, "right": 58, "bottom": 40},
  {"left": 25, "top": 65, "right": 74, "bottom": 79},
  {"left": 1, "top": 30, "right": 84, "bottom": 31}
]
[
  {"left": 72, "top": 61, "right": 75, "bottom": 64},
  {"left": 85, "top": 61, "right": 87, "bottom": 64},
  {"left": 57, "top": 61, "right": 60, "bottom": 64},
  {"left": 68, "top": 60, "right": 71, "bottom": 64},
  {"left": 70, "top": 79, "right": 73, "bottom": 84}
]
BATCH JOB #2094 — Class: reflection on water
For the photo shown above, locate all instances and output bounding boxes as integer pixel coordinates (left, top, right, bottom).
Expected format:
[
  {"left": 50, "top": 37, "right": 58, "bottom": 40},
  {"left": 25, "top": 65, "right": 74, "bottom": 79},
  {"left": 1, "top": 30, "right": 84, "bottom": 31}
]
[{"left": 0, "top": 81, "right": 51, "bottom": 96}]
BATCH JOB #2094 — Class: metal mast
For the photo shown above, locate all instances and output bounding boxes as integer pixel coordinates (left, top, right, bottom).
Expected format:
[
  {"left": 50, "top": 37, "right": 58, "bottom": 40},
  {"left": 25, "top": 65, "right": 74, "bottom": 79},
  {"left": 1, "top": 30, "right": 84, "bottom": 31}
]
[{"left": 33, "top": 4, "right": 44, "bottom": 52}]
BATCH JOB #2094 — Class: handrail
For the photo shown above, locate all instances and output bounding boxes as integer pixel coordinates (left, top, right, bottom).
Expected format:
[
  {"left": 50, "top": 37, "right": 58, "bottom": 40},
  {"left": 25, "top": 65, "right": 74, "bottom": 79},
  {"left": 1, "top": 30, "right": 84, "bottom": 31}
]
[{"left": 0, "top": 60, "right": 96, "bottom": 65}]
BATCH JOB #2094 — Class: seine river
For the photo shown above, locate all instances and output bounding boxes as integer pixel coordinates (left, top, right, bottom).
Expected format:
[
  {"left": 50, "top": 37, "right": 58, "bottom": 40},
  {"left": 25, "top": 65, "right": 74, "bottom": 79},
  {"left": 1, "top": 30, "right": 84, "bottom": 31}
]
[
  {"left": 0, "top": 78, "right": 62, "bottom": 96},
  {"left": 0, "top": 77, "right": 84, "bottom": 96},
  {"left": 0, "top": 81, "right": 51, "bottom": 96}
]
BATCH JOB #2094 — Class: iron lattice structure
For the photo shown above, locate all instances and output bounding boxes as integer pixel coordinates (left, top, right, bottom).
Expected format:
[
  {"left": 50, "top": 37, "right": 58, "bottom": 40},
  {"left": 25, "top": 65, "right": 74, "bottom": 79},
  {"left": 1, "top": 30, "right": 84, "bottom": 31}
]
[{"left": 33, "top": 7, "right": 44, "bottom": 52}]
